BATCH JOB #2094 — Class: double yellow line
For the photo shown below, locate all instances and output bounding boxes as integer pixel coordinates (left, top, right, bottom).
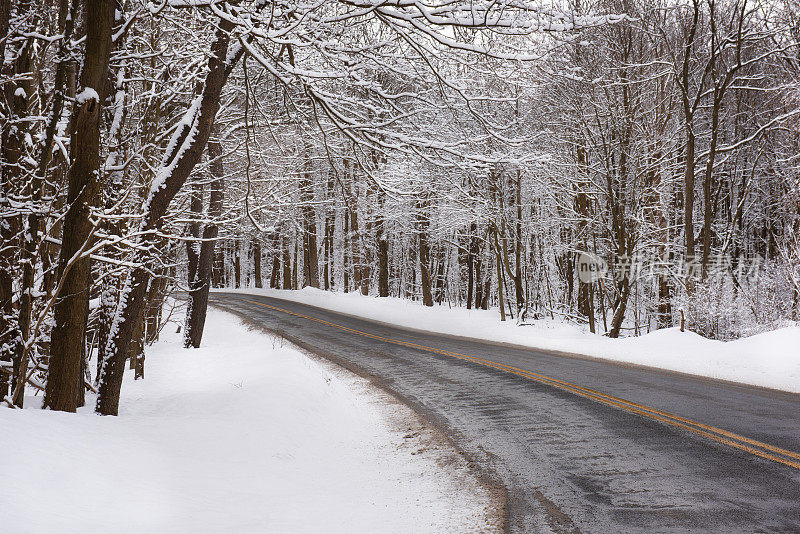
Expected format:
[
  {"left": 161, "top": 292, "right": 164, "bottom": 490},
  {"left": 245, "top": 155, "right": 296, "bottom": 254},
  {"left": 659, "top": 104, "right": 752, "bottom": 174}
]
[{"left": 242, "top": 297, "right": 800, "bottom": 470}]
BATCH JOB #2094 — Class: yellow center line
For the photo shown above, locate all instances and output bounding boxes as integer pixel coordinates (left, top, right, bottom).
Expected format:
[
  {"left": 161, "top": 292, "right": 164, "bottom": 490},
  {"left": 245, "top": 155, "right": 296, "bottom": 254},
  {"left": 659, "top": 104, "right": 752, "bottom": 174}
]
[{"left": 241, "top": 297, "right": 800, "bottom": 470}]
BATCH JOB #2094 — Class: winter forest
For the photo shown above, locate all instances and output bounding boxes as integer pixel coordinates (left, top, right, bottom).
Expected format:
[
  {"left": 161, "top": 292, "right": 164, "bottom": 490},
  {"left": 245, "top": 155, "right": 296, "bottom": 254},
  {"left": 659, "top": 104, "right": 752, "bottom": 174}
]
[{"left": 1, "top": 0, "right": 799, "bottom": 416}]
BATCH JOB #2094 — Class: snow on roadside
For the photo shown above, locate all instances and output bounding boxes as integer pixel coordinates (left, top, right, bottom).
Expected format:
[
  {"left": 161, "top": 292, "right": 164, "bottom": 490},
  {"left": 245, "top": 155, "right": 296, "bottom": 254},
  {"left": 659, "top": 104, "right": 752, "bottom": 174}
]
[
  {"left": 0, "top": 307, "right": 500, "bottom": 534},
  {"left": 221, "top": 288, "right": 800, "bottom": 394}
]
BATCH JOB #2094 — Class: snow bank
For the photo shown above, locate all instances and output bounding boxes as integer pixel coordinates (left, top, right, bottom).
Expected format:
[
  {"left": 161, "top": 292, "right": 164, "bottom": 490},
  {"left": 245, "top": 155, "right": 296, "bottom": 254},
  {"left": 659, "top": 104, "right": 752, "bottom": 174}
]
[
  {"left": 223, "top": 288, "right": 800, "bottom": 394},
  {"left": 1, "top": 307, "right": 498, "bottom": 534}
]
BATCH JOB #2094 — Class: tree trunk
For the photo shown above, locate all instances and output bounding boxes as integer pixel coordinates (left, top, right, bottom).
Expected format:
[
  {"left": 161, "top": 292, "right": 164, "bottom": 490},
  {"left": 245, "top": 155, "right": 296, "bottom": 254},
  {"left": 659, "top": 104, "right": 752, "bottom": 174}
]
[
  {"left": 282, "top": 235, "right": 292, "bottom": 289},
  {"left": 186, "top": 180, "right": 203, "bottom": 288},
  {"left": 608, "top": 278, "right": 630, "bottom": 338},
  {"left": 45, "top": 0, "right": 114, "bottom": 412},
  {"left": 324, "top": 172, "right": 335, "bottom": 290},
  {"left": 434, "top": 246, "right": 447, "bottom": 304},
  {"left": 185, "top": 129, "right": 224, "bottom": 348},
  {"left": 270, "top": 254, "right": 280, "bottom": 288},
  {"left": 474, "top": 257, "right": 483, "bottom": 310},
  {"left": 343, "top": 207, "right": 351, "bottom": 291},
  {"left": 212, "top": 248, "right": 224, "bottom": 288},
  {"left": 96, "top": 16, "right": 244, "bottom": 415},
  {"left": 300, "top": 155, "right": 319, "bottom": 288},
  {"left": 467, "top": 223, "right": 478, "bottom": 309},
  {"left": 253, "top": 239, "right": 263, "bottom": 288},
  {"left": 416, "top": 199, "right": 433, "bottom": 307},
  {"left": 127, "top": 301, "right": 145, "bottom": 380},
  {"left": 375, "top": 191, "right": 389, "bottom": 297},
  {"left": 701, "top": 97, "right": 722, "bottom": 279},
  {"left": 233, "top": 239, "right": 241, "bottom": 288},
  {"left": 684, "top": 124, "right": 696, "bottom": 289},
  {"left": 183, "top": 179, "right": 203, "bottom": 347},
  {"left": 494, "top": 241, "right": 506, "bottom": 321},
  {"left": 377, "top": 233, "right": 389, "bottom": 297},
  {"left": 6, "top": 8, "right": 37, "bottom": 407},
  {"left": 293, "top": 241, "right": 299, "bottom": 289}
]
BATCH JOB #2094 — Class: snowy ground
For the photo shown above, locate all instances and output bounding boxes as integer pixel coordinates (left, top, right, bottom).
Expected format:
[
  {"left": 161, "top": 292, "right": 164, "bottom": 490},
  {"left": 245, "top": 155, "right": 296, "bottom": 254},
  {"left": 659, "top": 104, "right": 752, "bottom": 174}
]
[
  {"left": 1, "top": 306, "right": 500, "bottom": 534},
  {"left": 221, "top": 288, "right": 800, "bottom": 394}
]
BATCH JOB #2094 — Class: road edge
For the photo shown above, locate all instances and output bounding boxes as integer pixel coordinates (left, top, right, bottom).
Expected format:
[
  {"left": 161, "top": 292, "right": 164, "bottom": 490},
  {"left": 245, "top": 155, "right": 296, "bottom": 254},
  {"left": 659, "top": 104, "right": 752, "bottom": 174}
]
[
  {"left": 219, "top": 290, "right": 800, "bottom": 400},
  {"left": 208, "top": 298, "right": 510, "bottom": 533}
]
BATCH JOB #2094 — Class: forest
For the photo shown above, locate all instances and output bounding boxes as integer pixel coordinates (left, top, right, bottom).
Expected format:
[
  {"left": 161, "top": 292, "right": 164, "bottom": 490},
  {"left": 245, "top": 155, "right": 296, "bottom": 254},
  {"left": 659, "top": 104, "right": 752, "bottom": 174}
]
[{"left": 1, "top": 0, "right": 798, "bottom": 414}]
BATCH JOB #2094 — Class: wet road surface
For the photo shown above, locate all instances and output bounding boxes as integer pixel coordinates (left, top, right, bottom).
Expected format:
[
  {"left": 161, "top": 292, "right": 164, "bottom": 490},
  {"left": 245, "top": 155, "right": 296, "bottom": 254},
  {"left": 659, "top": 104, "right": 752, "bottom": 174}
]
[{"left": 208, "top": 292, "right": 800, "bottom": 533}]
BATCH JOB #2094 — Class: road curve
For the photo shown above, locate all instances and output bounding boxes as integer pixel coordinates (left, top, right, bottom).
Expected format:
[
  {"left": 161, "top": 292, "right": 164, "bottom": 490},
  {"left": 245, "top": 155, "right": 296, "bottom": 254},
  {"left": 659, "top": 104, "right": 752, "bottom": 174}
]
[{"left": 208, "top": 292, "right": 800, "bottom": 533}]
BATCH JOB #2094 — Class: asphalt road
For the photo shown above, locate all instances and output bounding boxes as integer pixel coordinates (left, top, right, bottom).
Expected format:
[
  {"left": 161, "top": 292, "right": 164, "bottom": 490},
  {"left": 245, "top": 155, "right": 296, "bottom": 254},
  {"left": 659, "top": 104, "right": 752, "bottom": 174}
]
[{"left": 208, "top": 292, "right": 800, "bottom": 533}]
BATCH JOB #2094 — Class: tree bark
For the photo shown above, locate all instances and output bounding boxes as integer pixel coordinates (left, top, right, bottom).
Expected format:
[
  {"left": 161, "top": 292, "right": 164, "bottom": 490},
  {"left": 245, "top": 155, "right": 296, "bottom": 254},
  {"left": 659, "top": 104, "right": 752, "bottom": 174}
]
[
  {"left": 375, "top": 191, "right": 389, "bottom": 297},
  {"left": 377, "top": 232, "right": 389, "bottom": 297},
  {"left": 45, "top": 0, "right": 114, "bottom": 412},
  {"left": 253, "top": 239, "right": 263, "bottom": 288},
  {"left": 185, "top": 130, "right": 224, "bottom": 348},
  {"left": 467, "top": 223, "right": 479, "bottom": 309},
  {"left": 416, "top": 199, "right": 433, "bottom": 307},
  {"left": 300, "top": 152, "right": 319, "bottom": 288},
  {"left": 97, "top": 16, "right": 243, "bottom": 415},
  {"left": 270, "top": 254, "right": 280, "bottom": 288},
  {"left": 212, "top": 249, "right": 224, "bottom": 288},
  {"left": 282, "top": 235, "right": 292, "bottom": 289},
  {"left": 324, "top": 172, "right": 335, "bottom": 290},
  {"left": 5, "top": 4, "right": 36, "bottom": 407},
  {"left": 0, "top": 0, "right": 19, "bottom": 397},
  {"left": 233, "top": 238, "right": 241, "bottom": 288},
  {"left": 608, "top": 278, "right": 630, "bottom": 338}
]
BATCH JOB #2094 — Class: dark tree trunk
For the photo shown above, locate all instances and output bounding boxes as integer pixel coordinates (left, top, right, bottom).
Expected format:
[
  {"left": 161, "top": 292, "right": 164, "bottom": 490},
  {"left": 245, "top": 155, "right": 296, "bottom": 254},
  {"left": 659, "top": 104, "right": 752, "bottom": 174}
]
[
  {"left": 324, "top": 215, "right": 334, "bottom": 291},
  {"left": 233, "top": 239, "right": 241, "bottom": 288},
  {"left": 270, "top": 254, "right": 280, "bottom": 288},
  {"left": 343, "top": 207, "right": 350, "bottom": 291},
  {"left": 5, "top": 6, "right": 36, "bottom": 407},
  {"left": 434, "top": 246, "right": 447, "bottom": 304},
  {"left": 282, "top": 235, "right": 292, "bottom": 289},
  {"left": 577, "top": 281, "right": 595, "bottom": 333},
  {"left": 684, "top": 126, "right": 696, "bottom": 278},
  {"left": 186, "top": 180, "right": 203, "bottom": 289},
  {"left": 350, "top": 206, "right": 365, "bottom": 294},
  {"left": 494, "top": 242, "right": 506, "bottom": 321},
  {"left": 377, "top": 233, "right": 389, "bottom": 297},
  {"left": 474, "top": 258, "right": 483, "bottom": 310},
  {"left": 574, "top": 145, "right": 595, "bottom": 332},
  {"left": 375, "top": 190, "right": 389, "bottom": 297},
  {"left": 185, "top": 130, "right": 224, "bottom": 348},
  {"left": 323, "top": 172, "right": 335, "bottom": 290},
  {"left": 96, "top": 15, "right": 244, "bottom": 415},
  {"left": 0, "top": 55, "right": 19, "bottom": 399},
  {"left": 252, "top": 240, "right": 262, "bottom": 288},
  {"left": 145, "top": 260, "right": 170, "bottom": 345},
  {"left": 658, "top": 276, "right": 672, "bottom": 329},
  {"left": 0, "top": 257, "right": 14, "bottom": 401},
  {"left": 300, "top": 157, "right": 319, "bottom": 288},
  {"left": 212, "top": 249, "right": 224, "bottom": 288},
  {"left": 416, "top": 199, "right": 433, "bottom": 307},
  {"left": 127, "top": 303, "right": 145, "bottom": 379},
  {"left": 20, "top": 0, "right": 78, "bottom": 404},
  {"left": 45, "top": 0, "right": 114, "bottom": 412},
  {"left": 466, "top": 223, "right": 478, "bottom": 309},
  {"left": 608, "top": 278, "right": 630, "bottom": 338},
  {"left": 293, "top": 241, "right": 299, "bottom": 289},
  {"left": 183, "top": 179, "right": 203, "bottom": 347}
]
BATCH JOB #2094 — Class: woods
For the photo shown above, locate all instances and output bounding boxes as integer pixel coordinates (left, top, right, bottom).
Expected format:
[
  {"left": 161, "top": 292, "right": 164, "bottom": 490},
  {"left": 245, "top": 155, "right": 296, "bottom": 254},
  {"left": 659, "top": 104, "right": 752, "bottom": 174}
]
[{"left": 1, "top": 0, "right": 798, "bottom": 413}]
